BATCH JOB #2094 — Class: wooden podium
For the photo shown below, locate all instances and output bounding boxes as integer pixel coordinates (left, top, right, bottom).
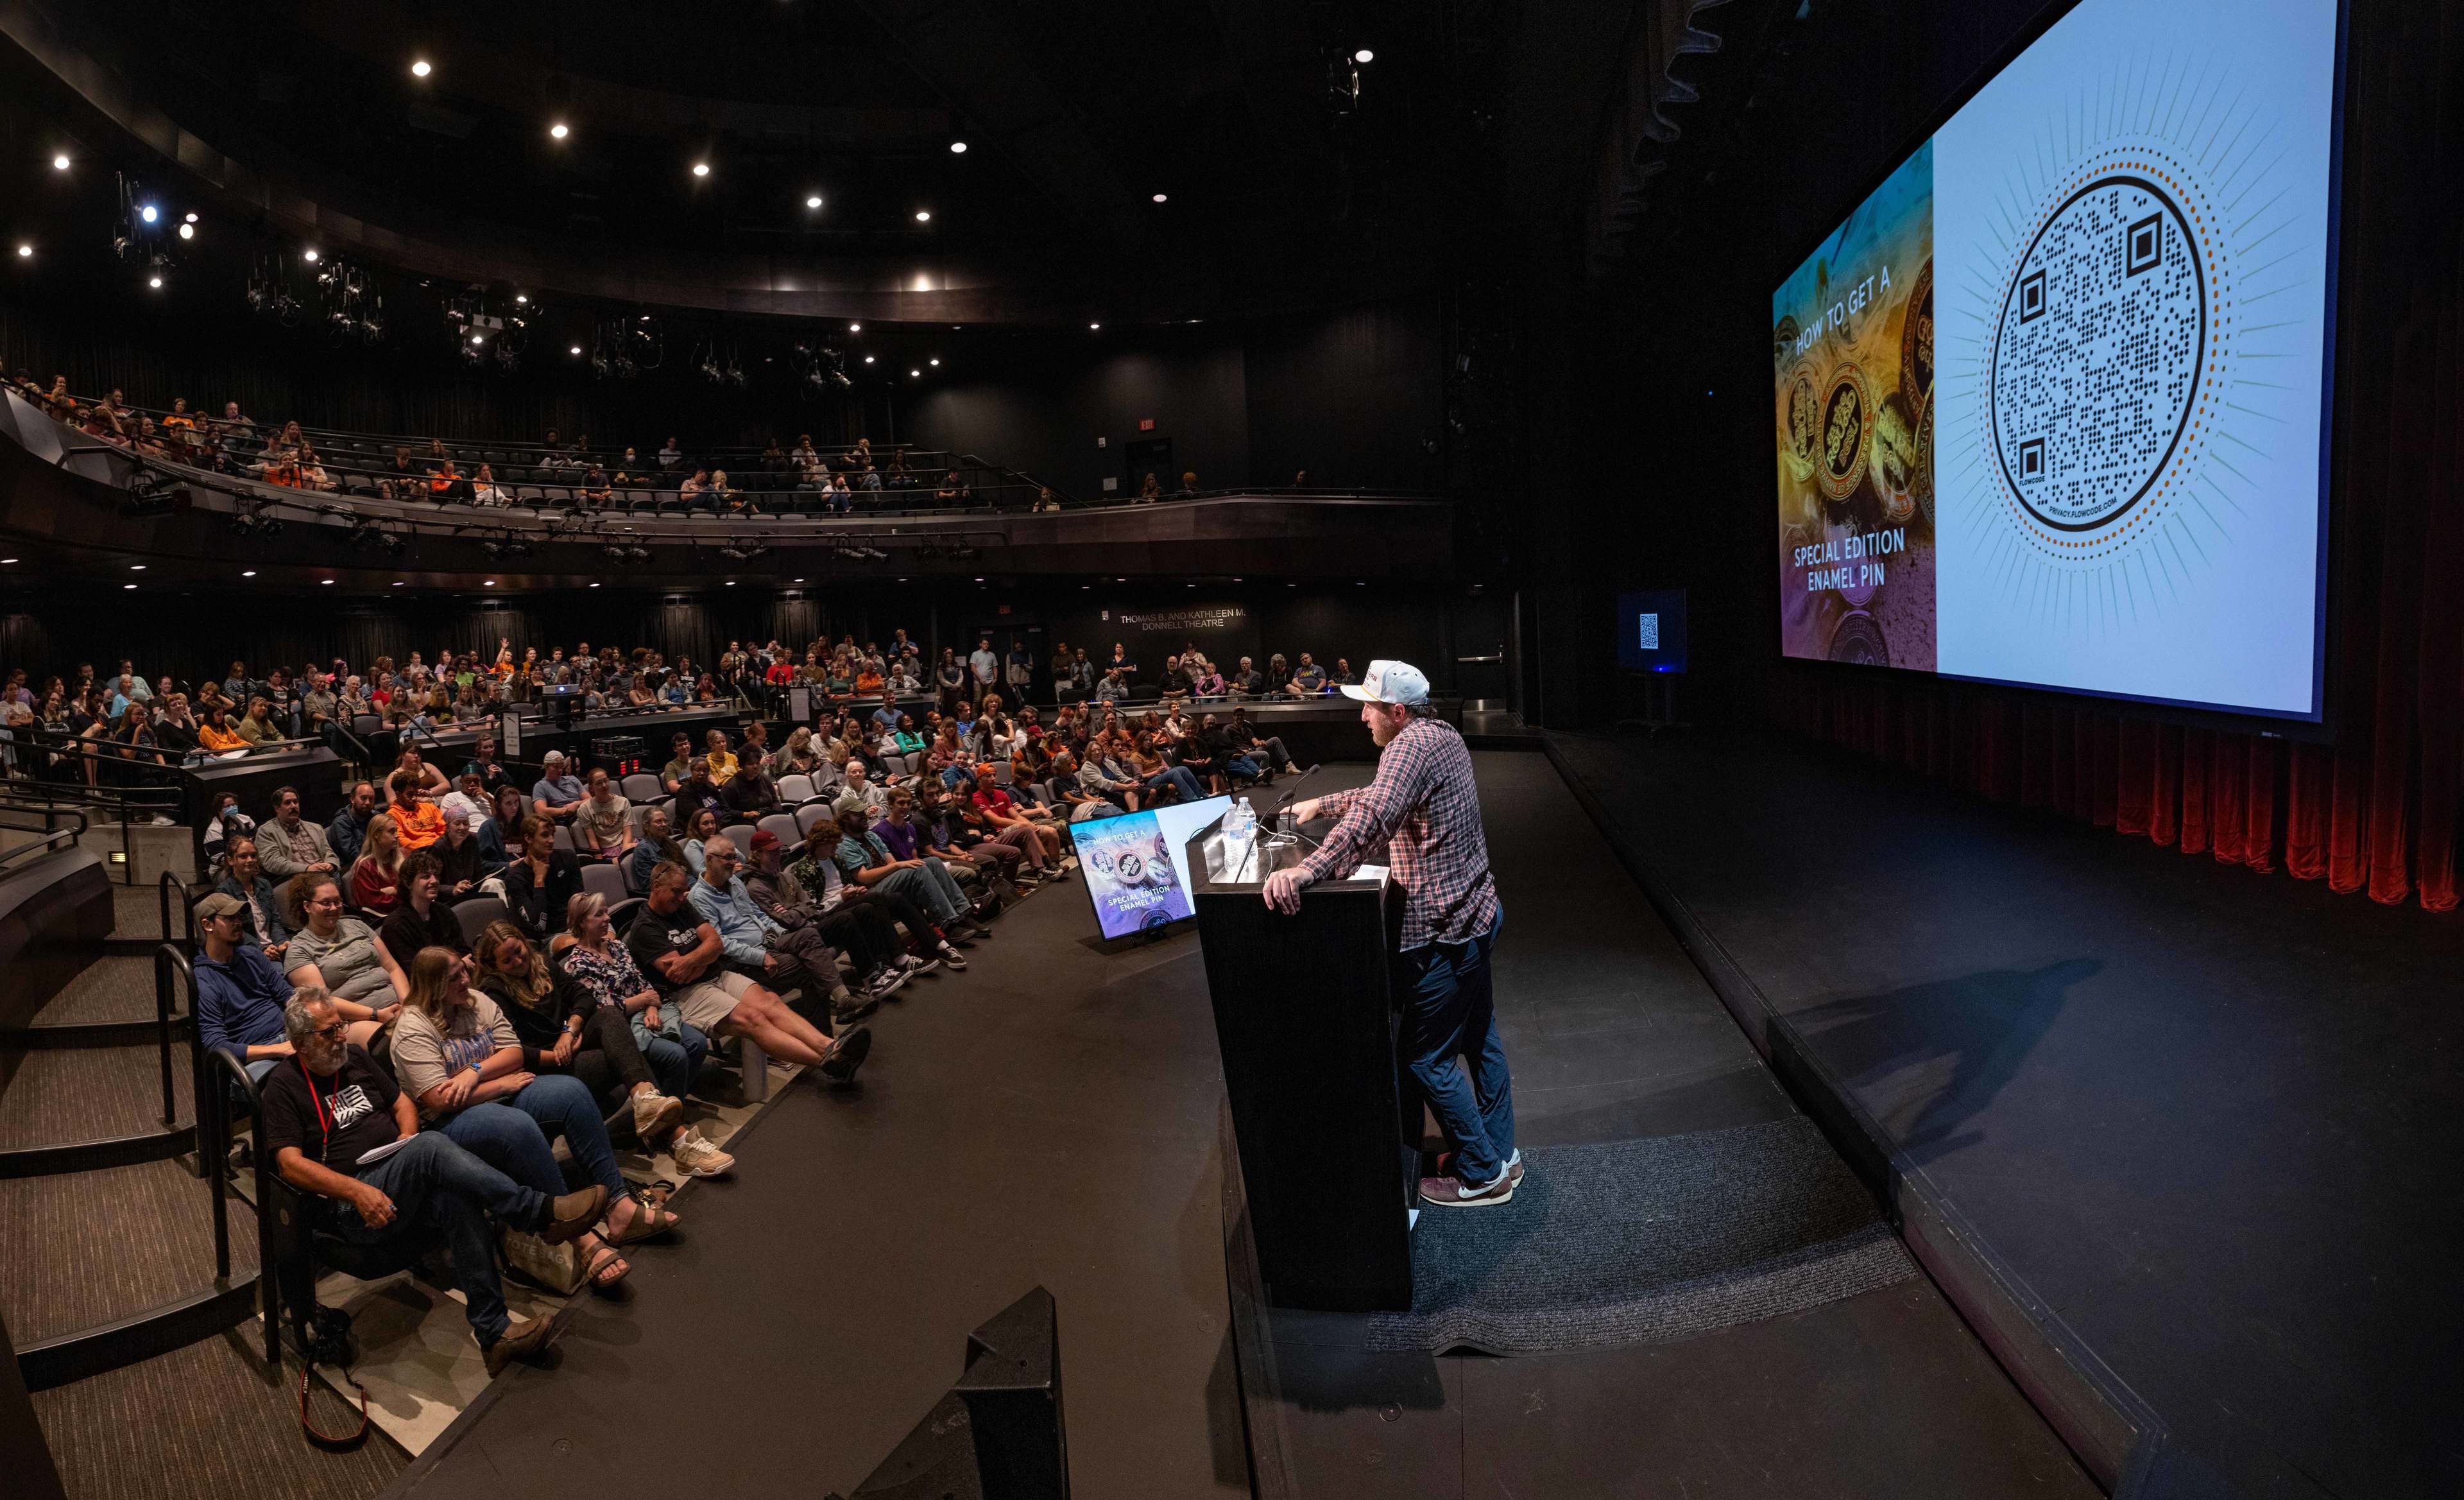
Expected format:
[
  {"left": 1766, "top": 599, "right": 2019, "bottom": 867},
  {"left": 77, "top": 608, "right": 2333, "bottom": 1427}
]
[{"left": 1188, "top": 825, "right": 1416, "bottom": 1312}]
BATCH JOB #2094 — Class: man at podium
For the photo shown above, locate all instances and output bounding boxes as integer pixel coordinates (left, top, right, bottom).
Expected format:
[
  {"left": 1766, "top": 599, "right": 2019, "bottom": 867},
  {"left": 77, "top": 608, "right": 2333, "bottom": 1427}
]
[{"left": 1262, "top": 659, "right": 1519, "bottom": 1207}]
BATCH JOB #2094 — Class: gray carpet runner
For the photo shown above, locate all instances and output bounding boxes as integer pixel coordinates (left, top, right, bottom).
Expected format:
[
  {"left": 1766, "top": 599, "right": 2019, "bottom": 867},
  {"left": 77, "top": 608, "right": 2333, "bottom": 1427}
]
[{"left": 1365, "top": 1115, "right": 1919, "bottom": 1354}]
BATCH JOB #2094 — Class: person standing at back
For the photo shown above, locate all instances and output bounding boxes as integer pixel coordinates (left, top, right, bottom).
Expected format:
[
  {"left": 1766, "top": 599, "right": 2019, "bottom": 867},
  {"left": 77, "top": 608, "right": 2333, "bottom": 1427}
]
[{"left": 1264, "top": 660, "right": 1518, "bottom": 1207}]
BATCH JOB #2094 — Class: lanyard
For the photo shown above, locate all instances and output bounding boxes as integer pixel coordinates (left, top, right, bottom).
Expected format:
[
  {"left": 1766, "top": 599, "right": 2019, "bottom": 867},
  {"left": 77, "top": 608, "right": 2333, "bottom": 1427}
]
[{"left": 298, "top": 1058, "right": 336, "bottom": 1160}]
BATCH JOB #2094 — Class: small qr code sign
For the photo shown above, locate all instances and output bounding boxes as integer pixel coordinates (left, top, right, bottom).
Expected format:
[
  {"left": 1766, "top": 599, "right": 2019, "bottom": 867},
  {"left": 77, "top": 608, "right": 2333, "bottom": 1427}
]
[{"left": 1638, "top": 614, "right": 1659, "bottom": 650}]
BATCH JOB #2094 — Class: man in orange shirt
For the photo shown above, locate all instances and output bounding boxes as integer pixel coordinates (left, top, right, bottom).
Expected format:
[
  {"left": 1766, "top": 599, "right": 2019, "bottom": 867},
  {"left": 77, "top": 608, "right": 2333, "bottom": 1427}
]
[{"left": 386, "top": 774, "right": 445, "bottom": 851}]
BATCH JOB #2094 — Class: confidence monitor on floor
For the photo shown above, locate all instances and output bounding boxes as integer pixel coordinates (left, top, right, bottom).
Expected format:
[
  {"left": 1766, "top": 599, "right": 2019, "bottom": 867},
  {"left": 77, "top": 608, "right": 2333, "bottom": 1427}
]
[
  {"left": 1186, "top": 822, "right": 1416, "bottom": 1312},
  {"left": 1065, "top": 794, "right": 1230, "bottom": 942}
]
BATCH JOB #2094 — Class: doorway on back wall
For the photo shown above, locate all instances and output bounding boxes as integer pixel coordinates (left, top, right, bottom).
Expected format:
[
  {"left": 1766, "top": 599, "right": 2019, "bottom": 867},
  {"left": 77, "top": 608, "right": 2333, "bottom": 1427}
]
[
  {"left": 970, "top": 620, "right": 1049, "bottom": 707},
  {"left": 1124, "top": 437, "right": 1174, "bottom": 498}
]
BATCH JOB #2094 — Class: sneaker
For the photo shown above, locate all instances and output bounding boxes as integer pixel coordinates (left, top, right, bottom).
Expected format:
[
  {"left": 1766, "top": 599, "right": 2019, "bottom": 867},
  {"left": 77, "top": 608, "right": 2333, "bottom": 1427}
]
[
  {"left": 943, "top": 920, "right": 983, "bottom": 944},
  {"left": 830, "top": 991, "right": 880, "bottom": 1025},
  {"left": 900, "top": 953, "right": 943, "bottom": 977},
  {"left": 1418, "top": 1171, "right": 1514, "bottom": 1208},
  {"left": 935, "top": 942, "right": 969, "bottom": 971},
  {"left": 481, "top": 1313, "right": 558, "bottom": 1376},
  {"left": 628, "top": 1090, "right": 683, "bottom": 1142},
  {"left": 669, "top": 1127, "right": 735, "bottom": 1178},
  {"left": 1435, "top": 1148, "right": 1525, "bottom": 1187},
  {"left": 541, "top": 1185, "right": 609, "bottom": 1245},
  {"left": 864, "top": 965, "right": 911, "bottom": 1001},
  {"left": 817, "top": 1025, "right": 872, "bottom": 1085}
]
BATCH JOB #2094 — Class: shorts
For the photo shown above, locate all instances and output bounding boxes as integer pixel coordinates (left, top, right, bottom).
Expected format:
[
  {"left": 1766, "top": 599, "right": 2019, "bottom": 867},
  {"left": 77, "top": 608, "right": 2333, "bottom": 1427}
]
[{"left": 673, "top": 969, "right": 755, "bottom": 1031}]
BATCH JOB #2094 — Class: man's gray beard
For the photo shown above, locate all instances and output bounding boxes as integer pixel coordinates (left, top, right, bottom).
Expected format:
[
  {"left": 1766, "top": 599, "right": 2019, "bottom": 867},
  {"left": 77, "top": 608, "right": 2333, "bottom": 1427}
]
[{"left": 302, "top": 1038, "right": 345, "bottom": 1074}]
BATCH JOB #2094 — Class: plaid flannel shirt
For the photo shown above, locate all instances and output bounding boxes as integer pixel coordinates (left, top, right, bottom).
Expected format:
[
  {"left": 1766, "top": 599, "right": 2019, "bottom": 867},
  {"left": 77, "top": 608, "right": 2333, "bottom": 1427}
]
[{"left": 1299, "top": 715, "right": 1499, "bottom": 949}]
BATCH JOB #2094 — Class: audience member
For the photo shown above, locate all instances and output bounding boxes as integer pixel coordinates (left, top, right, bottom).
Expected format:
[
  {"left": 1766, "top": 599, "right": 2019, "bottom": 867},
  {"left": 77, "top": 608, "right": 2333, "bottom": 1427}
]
[
  {"left": 214, "top": 836, "right": 293, "bottom": 956},
  {"left": 499, "top": 815, "right": 584, "bottom": 943},
  {"left": 349, "top": 813, "right": 405, "bottom": 915},
  {"left": 626, "top": 861, "right": 871, "bottom": 1083},
  {"left": 262, "top": 990, "right": 591, "bottom": 1374},
  {"left": 329, "top": 781, "right": 377, "bottom": 866},
  {"left": 194, "top": 893, "right": 296, "bottom": 1081},
  {"left": 557, "top": 893, "right": 735, "bottom": 1177}
]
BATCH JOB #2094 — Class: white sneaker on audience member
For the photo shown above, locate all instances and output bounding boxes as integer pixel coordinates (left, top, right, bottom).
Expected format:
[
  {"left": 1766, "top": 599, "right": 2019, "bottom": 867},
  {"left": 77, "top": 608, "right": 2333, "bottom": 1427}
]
[{"left": 669, "top": 1128, "right": 735, "bottom": 1178}]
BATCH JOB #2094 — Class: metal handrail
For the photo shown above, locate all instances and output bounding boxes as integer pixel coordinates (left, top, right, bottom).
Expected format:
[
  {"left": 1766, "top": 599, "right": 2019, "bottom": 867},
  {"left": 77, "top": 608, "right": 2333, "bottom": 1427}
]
[
  {"left": 153, "top": 942, "right": 187, "bottom": 1137},
  {"left": 0, "top": 780, "right": 167, "bottom": 883},
  {"left": 0, "top": 798, "right": 86, "bottom": 875},
  {"left": 198, "top": 1042, "right": 275, "bottom": 1367},
  {"left": 158, "top": 868, "right": 195, "bottom": 947}
]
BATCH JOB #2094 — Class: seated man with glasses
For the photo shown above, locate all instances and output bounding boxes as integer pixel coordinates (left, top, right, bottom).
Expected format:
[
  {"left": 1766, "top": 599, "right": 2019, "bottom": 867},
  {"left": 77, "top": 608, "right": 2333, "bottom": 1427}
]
[{"left": 261, "top": 990, "right": 605, "bottom": 1375}]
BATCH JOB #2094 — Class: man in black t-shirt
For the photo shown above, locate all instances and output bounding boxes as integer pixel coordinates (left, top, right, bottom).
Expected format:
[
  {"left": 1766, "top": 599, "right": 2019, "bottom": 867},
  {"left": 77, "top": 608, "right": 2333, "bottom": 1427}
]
[
  {"left": 262, "top": 992, "right": 603, "bottom": 1373},
  {"left": 377, "top": 854, "right": 466, "bottom": 968}
]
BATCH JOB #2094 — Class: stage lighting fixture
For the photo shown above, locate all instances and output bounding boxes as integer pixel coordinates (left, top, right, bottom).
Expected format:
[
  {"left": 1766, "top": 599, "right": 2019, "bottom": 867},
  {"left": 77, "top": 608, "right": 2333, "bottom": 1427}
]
[
  {"left": 1152, "top": 193, "right": 1168, "bottom": 203},
  {"left": 411, "top": 58, "right": 432, "bottom": 77},
  {"left": 950, "top": 141, "right": 967, "bottom": 153},
  {"left": 848, "top": 322, "right": 861, "bottom": 332},
  {"left": 303, "top": 248, "right": 320, "bottom": 263},
  {"left": 184, "top": 212, "right": 197, "bottom": 223},
  {"left": 930, "top": 357, "right": 940, "bottom": 366},
  {"left": 570, "top": 345, "right": 582, "bottom": 355},
  {"left": 147, "top": 275, "right": 162, "bottom": 288},
  {"left": 515, "top": 294, "right": 528, "bottom": 304},
  {"left": 806, "top": 194, "right": 823, "bottom": 209},
  {"left": 177, "top": 223, "right": 193, "bottom": 240},
  {"left": 914, "top": 210, "right": 931, "bottom": 221},
  {"left": 14, "top": 245, "right": 28, "bottom": 258},
  {"left": 1088, "top": 322, "right": 1100, "bottom": 331},
  {"left": 549, "top": 122, "right": 569, "bottom": 139},
  {"left": 51, "top": 154, "right": 69, "bottom": 171},
  {"left": 241, "top": 570, "right": 256, "bottom": 577},
  {"left": 139, "top": 203, "right": 158, "bottom": 223},
  {"left": 909, "top": 368, "right": 921, "bottom": 377},
  {"left": 692, "top": 161, "right": 711, "bottom": 177},
  {"left": 1355, "top": 47, "right": 1374, "bottom": 62},
  {"left": 864, "top": 355, "right": 875, "bottom": 364}
]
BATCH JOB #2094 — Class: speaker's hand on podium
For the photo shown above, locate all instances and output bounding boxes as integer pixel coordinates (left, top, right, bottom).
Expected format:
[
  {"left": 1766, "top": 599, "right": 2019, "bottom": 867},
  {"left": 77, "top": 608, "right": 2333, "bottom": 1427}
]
[
  {"left": 1262, "top": 865, "right": 1313, "bottom": 915},
  {"left": 1287, "top": 797, "right": 1324, "bottom": 825}
]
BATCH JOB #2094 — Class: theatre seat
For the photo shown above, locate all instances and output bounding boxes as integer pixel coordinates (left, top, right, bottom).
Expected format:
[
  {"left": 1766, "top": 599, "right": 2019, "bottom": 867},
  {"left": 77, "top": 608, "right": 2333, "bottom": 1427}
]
[
  {"left": 620, "top": 773, "right": 662, "bottom": 802},
  {"left": 579, "top": 862, "right": 627, "bottom": 909}
]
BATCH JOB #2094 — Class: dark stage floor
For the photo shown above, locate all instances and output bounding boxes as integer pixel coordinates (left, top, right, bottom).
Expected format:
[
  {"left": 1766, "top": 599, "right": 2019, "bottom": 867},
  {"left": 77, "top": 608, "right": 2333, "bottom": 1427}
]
[
  {"left": 388, "top": 750, "right": 2093, "bottom": 1500},
  {"left": 1547, "top": 728, "right": 2464, "bottom": 1500}
]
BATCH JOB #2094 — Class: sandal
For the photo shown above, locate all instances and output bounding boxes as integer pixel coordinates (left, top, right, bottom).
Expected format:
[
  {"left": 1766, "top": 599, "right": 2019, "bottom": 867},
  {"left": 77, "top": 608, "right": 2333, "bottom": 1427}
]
[
  {"left": 602, "top": 1197, "right": 680, "bottom": 1247},
  {"left": 582, "top": 1241, "right": 630, "bottom": 1291}
]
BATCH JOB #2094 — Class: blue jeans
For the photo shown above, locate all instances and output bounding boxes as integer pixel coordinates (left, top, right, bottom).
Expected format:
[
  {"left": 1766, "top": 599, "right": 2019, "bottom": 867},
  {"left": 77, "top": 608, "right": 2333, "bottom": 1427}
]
[
  {"left": 438, "top": 1074, "right": 630, "bottom": 1207},
  {"left": 641, "top": 1026, "right": 708, "bottom": 1099},
  {"left": 1142, "top": 765, "right": 1207, "bottom": 802},
  {"left": 1397, "top": 911, "right": 1512, "bottom": 1186},
  {"left": 327, "top": 1131, "right": 543, "bottom": 1346},
  {"left": 880, "top": 860, "right": 967, "bottom": 922}
]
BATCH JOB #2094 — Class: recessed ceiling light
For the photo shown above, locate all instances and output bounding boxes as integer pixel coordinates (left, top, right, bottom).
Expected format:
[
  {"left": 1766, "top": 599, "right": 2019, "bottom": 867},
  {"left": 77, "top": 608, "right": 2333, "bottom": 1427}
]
[
  {"left": 950, "top": 141, "right": 967, "bottom": 153},
  {"left": 569, "top": 344, "right": 582, "bottom": 355},
  {"left": 1354, "top": 47, "right": 1374, "bottom": 63},
  {"left": 0, "top": 558, "right": 16, "bottom": 564},
  {"left": 470, "top": 334, "right": 484, "bottom": 345},
  {"left": 1152, "top": 193, "right": 1167, "bottom": 203},
  {"left": 147, "top": 275, "right": 162, "bottom": 288},
  {"left": 929, "top": 357, "right": 940, "bottom": 366},
  {"left": 14, "top": 245, "right": 29, "bottom": 258},
  {"left": 302, "top": 248, "right": 319, "bottom": 263},
  {"left": 50, "top": 154, "right": 69, "bottom": 171},
  {"left": 588, "top": 582, "right": 600, "bottom": 588},
  {"left": 514, "top": 294, "right": 527, "bottom": 304},
  {"left": 692, "top": 161, "right": 711, "bottom": 177},
  {"left": 914, "top": 209, "right": 931, "bottom": 222},
  {"left": 139, "top": 204, "right": 158, "bottom": 223},
  {"left": 909, "top": 368, "right": 921, "bottom": 377},
  {"left": 320, "top": 579, "right": 334, "bottom": 585},
  {"left": 129, "top": 564, "right": 144, "bottom": 570},
  {"left": 549, "top": 122, "right": 569, "bottom": 139},
  {"left": 975, "top": 576, "right": 985, "bottom": 582},
  {"left": 392, "top": 581, "right": 404, "bottom": 587},
  {"left": 863, "top": 354, "right": 875, "bottom": 364},
  {"left": 726, "top": 580, "right": 737, "bottom": 587},
  {"left": 483, "top": 580, "right": 495, "bottom": 586},
  {"left": 184, "top": 212, "right": 198, "bottom": 223},
  {"left": 176, "top": 223, "right": 194, "bottom": 240},
  {"left": 794, "top": 576, "right": 805, "bottom": 582},
  {"left": 805, "top": 194, "right": 823, "bottom": 209},
  {"left": 241, "top": 570, "right": 256, "bottom": 577},
  {"left": 123, "top": 583, "right": 137, "bottom": 590},
  {"left": 410, "top": 58, "right": 432, "bottom": 78},
  {"left": 848, "top": 322, "right": 861, "bottom": 333}
]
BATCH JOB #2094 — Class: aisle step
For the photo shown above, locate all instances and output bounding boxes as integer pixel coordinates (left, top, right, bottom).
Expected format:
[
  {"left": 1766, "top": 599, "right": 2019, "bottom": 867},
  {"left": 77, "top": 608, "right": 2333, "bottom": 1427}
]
[{"left": 0, "top": 1157, "right": 255, "bottom": 1347}]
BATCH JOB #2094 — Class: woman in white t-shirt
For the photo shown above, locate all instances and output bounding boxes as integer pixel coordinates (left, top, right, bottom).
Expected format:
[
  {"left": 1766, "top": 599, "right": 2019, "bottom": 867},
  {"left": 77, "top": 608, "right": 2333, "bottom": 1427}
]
[{"left": 388, "top": 945, "right": 676, "bottom": 1288}]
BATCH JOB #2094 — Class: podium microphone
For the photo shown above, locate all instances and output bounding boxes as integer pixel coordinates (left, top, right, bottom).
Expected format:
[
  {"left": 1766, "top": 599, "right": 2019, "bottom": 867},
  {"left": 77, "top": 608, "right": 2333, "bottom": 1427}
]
[{"left": 1272, "top": 765, "right": 1322, "bottom": 833}]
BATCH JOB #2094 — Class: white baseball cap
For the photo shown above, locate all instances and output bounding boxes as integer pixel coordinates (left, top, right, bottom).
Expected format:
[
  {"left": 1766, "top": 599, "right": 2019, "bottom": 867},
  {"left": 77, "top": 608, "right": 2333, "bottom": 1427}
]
[{"left": 1342, "top": 659, "right": 1430, "bottom": 706}]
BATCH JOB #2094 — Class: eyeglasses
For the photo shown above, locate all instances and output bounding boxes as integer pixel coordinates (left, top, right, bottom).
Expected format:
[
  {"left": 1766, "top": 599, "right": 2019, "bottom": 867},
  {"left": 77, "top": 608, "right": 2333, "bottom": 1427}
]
[{"left": 306, "top": 1019, "right": 347, "bottom": 1042}]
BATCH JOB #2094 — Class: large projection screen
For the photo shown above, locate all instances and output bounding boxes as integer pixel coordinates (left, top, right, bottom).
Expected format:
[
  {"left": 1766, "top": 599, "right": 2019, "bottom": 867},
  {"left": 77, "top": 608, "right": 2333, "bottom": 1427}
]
[{"left": 1772, "top": 0, "right": 2343, "bottom": 720}]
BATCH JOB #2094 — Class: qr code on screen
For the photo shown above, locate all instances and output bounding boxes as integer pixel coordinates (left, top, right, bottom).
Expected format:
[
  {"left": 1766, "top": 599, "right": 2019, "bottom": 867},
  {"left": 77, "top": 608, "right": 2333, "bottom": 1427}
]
[{"left": 1638, "top": 614, "right": 1659, "bottom": 650}]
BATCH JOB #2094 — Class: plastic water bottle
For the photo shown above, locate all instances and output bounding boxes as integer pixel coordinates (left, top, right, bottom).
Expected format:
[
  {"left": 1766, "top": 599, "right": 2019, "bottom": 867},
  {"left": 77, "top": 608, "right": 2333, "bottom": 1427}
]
[
  {"left": 1236, "top": 796, "right": 1256, "bottom": 840},
  {"left": 1222, "top": 802, "right": 1242, "bottom": 840}
]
